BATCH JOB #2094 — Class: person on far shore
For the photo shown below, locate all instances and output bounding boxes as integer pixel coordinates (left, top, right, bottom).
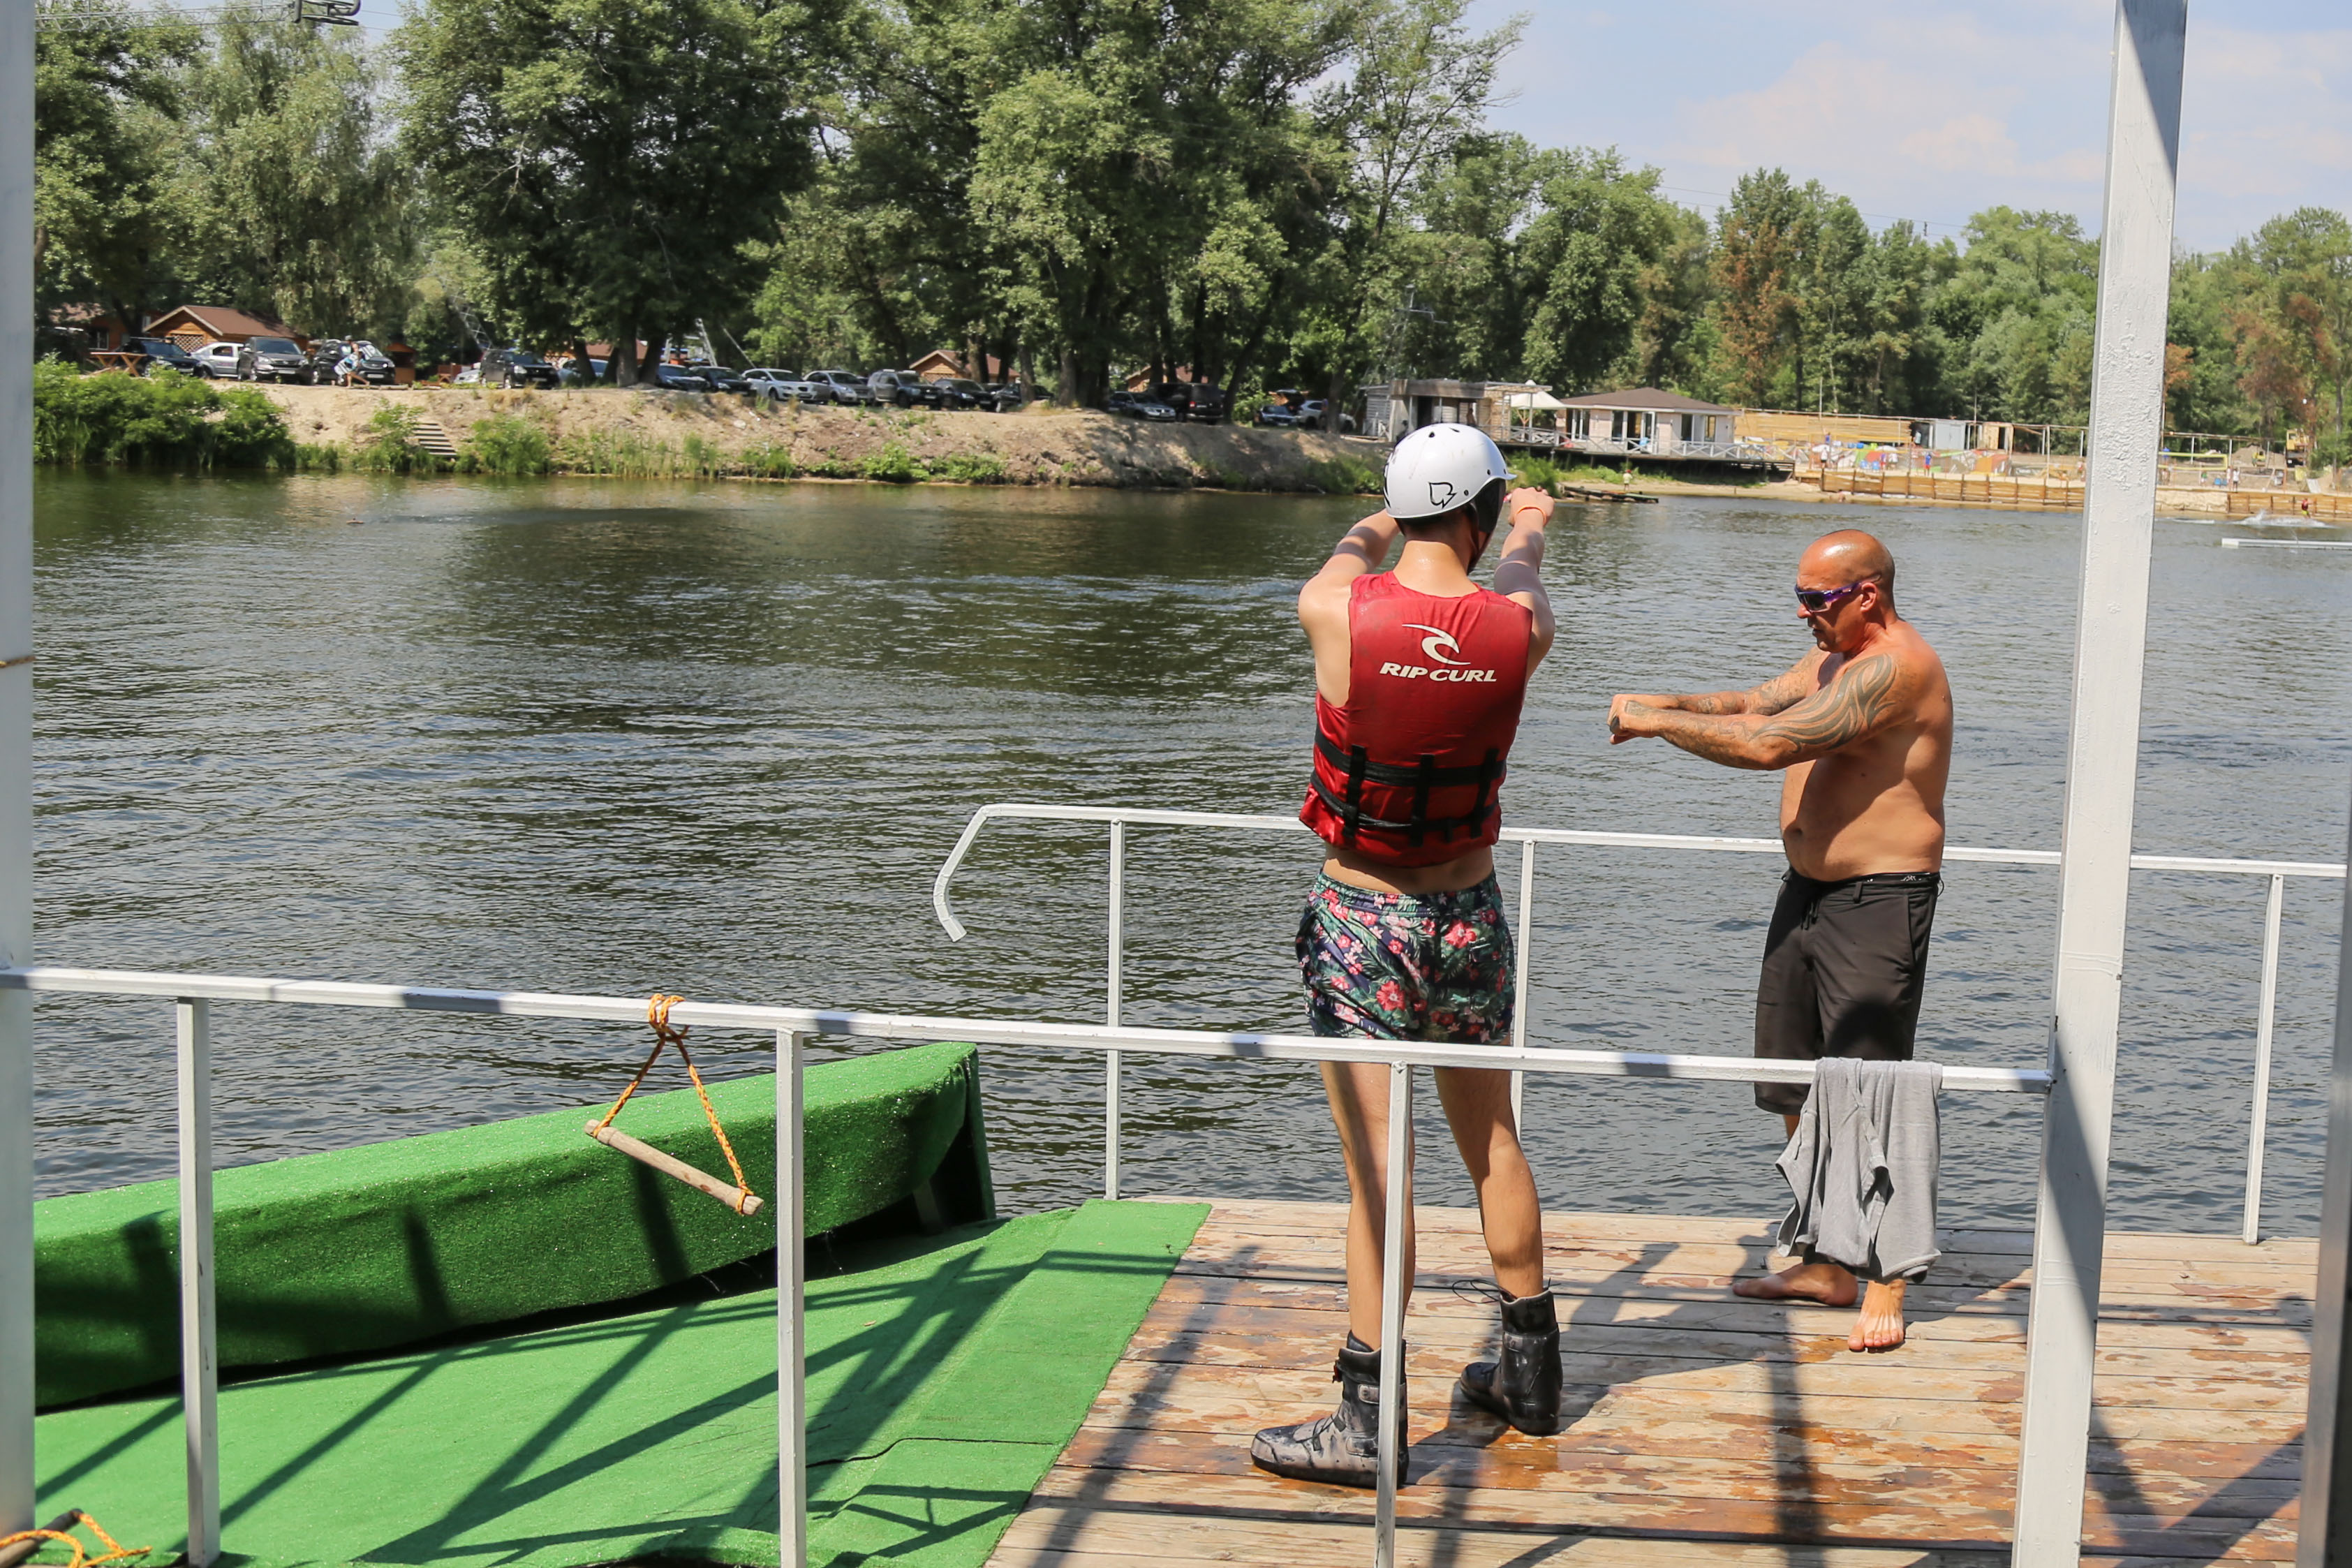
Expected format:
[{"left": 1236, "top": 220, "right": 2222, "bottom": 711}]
[{"left": 1605, "top": 528, "right": 1951, "bottom": 1352}]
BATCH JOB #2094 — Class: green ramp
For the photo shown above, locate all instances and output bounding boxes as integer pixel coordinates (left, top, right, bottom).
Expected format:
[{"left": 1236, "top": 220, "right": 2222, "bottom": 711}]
[
  {"left": 36, "top": 1042, "right": 991, "bottom": 1408},
  {"left": 33, "top": 1199, "right": 1207, "bottom": 1568}
]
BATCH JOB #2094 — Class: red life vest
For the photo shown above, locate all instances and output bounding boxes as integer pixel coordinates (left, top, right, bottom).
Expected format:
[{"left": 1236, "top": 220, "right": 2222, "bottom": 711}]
[{"left": 1301, "top": 572, "right": 1532, "bottom": 866}]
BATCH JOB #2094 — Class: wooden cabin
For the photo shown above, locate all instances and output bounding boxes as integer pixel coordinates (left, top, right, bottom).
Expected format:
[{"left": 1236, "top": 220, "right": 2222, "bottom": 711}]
[
  {"left": 142, "top": 304, "right": 306, "bottom": 353},
  {"left": 1361, "top": 378, "right": 1546, "bottom": 445},
  {"left": 1555, "top": 387, "right": 1743, "bottom": 454}
]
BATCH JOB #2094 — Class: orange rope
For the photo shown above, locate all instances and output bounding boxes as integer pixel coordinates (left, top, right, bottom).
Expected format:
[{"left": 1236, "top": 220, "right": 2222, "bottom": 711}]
[
  {"left": 0, "top": 1511, "right": 151, "bottom": 1568},
  {"left": 591, "top": 994, "right": 758, "bottom": 1214}
]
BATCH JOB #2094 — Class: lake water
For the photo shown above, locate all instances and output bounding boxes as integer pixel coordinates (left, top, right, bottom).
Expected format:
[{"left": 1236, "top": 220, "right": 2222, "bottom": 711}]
[{"left": 25, "top": 471, "right": 2352, "bottom": 1235}]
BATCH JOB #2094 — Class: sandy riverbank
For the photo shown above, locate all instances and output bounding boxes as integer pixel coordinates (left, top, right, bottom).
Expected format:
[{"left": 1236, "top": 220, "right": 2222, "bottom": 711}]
[{"left": 257, "top": 383, "right": 1381, "bottom": 490}]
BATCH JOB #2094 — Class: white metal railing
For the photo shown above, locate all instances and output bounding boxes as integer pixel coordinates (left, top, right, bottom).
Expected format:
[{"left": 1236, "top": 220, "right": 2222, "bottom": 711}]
[
  {"left": 0, "top": 963, "right": 2049, "bottom": 1568},
  {"left": 931, "top": 804, "right": 2346, "bottom": 1243}
]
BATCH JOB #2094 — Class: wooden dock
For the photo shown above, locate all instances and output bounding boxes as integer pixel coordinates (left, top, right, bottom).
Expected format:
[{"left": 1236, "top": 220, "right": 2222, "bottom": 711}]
[{"left": 988, "top": 1200, "right": 2312, "bottom": 1567}]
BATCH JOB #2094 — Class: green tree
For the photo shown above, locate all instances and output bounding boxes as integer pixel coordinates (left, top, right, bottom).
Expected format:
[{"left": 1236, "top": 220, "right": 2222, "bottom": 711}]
[
  {"left": 1514, "top": 149, "right": 1693, "bottom": 392},
  {"left": 968, "top": 0, "right": 1346, "bottom": 404},
  {"left": 34, "top": 4, "right": 199, "bottom": 331},
  {"left": 1297, "top": 0, "right": 1521, "bottom": 414},
  {"left": 2240, "top": 207, "right": 2352, "bottom": 459},
  {"left": 177, "top": 13, "right": 415, "bottom": 337},
  {"left": 2165, "top": 251, "right": 2254, "bottom": 436},
  {"left": 1708, "top": 170, "right": 1805, "bottom": 406},
  {"left": 1380, "top": 133, "right": 1546, "bottom": 380},
  {"left": 396, "top": 0, "right": 842, "bottom": 383},
  {"left": 1929, "top": 208, "right": 2098, "bottom": 423}
]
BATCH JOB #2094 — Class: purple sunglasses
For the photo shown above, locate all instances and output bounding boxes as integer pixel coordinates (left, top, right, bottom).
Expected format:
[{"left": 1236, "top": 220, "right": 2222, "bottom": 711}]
[{"left": 1793, "top": 582, "right": 1867, "bottom": 614}]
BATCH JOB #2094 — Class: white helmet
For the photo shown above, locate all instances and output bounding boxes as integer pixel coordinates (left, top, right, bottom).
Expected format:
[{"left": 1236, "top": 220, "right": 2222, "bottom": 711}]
[{"left": 1384, "top": 422, "right": 1513, "bottom": 524}]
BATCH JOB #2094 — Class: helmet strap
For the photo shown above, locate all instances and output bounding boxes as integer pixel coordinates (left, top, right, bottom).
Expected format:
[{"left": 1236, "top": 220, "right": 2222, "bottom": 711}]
[{"left": 1465, "top": 524, "right": 1495, "bottom": 575}]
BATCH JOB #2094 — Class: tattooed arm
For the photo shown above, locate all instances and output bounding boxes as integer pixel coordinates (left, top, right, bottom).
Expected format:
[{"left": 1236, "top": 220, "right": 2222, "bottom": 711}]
[
  {"left": 1611, "top": 654, "right": 1822, "bottom": 727},
  {"left": 1609, "top": 653, "right": 1904, "bottom": 770}
]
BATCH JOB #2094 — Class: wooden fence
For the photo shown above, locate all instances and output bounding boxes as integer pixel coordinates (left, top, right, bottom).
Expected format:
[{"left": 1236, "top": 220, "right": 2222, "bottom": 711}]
[
  {"left": 1811, "top": 470, "right": 2352, "bottom": 522},
  {"left": 2223, "top": 487, "right": 2352, "bottom": 523},
  {"left": 1814, "top": 471, "right": 2085, "bottom": 510}
]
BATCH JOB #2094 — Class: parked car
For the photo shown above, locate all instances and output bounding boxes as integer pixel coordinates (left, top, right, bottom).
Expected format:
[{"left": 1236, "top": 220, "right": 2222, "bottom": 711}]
[
  {"left": 932, "top": 378, "right": 993, "bottom": 411},
  {"left": 237, "top": 336, "right": 313, "bottom": 384},
  {"left": 982, "top": 382, "right": 1036, "bottom": 412},
  {"left": 750, "top": 370, "right": 829, "bottom": 403},
  {"left": 1297, "top": 399, "right": 1357, "bottom": 434},
  {"left": 651, "top": 362, "right": 711, "bottom": 392},
  {"left": 1148, "top": 381, "right": 1226, "bottom": 422},
  {"left": 803, "top": 369, "right": 866, "bottom": 405},
  {"left": 452, "top": 362, "right": 484, "bottom": 386},
  {"left": 687, "top": 362, "right": 749, "bottom": 394},
  {"left": 188, "top": 341, "right": 244, "bottom": 380},
  {"left": 1254, "top": 391, "right": 1306, "bottom": 427},
  {"left": 866, "top": 369, "right": 940, "bottom": 408},
  {"left": 481, "top": 347, "right": 558, "bottom": 390},
  {"left": 1106, "top": 390, "right": 1178, "bottom": 422},
  {"left": 128, "top": 337, "right": 204, "bottom": 377},
  {"left": 558, "top": 357, "right": 607, "bottom": 386}
]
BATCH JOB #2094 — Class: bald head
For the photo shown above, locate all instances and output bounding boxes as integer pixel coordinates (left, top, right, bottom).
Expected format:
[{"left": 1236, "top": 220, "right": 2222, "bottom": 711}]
[{"left": 1800, "top": 530, "right": 1895, "bottom": 606}]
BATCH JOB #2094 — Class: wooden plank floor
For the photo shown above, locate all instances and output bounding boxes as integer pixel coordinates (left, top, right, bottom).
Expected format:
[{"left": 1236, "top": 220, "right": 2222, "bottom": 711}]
[{"left": 987, "top": 1200, "right": 2315, "bottom": 1568}]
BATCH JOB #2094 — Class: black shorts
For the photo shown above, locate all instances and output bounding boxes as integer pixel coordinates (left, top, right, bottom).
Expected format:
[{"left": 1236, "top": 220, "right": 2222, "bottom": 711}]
[{"left": 1752, "top": 869, "right": 1940, "bottom": 1115}]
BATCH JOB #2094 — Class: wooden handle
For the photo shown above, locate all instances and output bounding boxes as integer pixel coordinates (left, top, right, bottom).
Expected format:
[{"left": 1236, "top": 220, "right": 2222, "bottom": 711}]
[{"left": 586, "top": 1121, "right": 765, "bottom": 1216}]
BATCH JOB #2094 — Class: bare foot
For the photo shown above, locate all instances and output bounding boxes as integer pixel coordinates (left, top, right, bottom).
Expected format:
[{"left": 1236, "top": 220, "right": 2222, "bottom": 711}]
[
  {"left": 1848, "top": 1279, "right": 1908, "bottom": 1352},
  {"left": 1731, "top": 1260, "right": 1859, "bottom": 1307}
]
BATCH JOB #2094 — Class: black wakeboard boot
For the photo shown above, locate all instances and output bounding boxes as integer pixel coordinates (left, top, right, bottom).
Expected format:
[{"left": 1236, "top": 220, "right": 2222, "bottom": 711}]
[
  {"left": 1458, "top": 1287, "right": 1562, "bottom": 1436},
  {"left": 1250, "top": 1333, "right": 1408, "bottom": 1488}
]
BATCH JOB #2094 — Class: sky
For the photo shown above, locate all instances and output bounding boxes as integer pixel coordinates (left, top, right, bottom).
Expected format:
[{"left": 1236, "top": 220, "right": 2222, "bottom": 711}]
[{"left": 1463, "top": 0, "right": 2351, "bottom": 253}]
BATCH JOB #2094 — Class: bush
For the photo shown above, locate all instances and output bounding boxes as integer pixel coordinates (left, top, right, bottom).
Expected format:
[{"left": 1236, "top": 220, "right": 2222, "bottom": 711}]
[
  {"left": 681, "top": 434, "right": 726, "bottom": 479},
  {"left": 1510, "top": 454, "right": 1634, "bottom": 490},
  {"left": 861, "top": 441, "right": 922, "bottom": 482},
  {"left": 464, "top": 414, "right": 551, "bottom": 476},
  {"left": 32, "top": 358, "right": 293, "bottom": 468},
  {"left": 932, "top": 451, "right": 1005, "bottom": 483},
  {"left": 349, "top": 406, "right": 449, "bottom": 475},
  {"left": 554, "top": 430, "right": 681, "bottom": 478},
  {"left": 1306, "top": 455, "right": 1382, "bottom": 495},
  {"left": 739, "top": 441, "right": 799, "bottom": 478}
]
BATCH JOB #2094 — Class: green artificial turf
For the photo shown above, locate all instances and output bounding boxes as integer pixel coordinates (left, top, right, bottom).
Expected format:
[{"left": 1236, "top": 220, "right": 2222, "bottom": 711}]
[
  {"left": 36, "top": 1042, "right": 990, "bottom": 1409},
  {"left": 33, "top": 1199, "right": 1208, "bottom": 1568}
]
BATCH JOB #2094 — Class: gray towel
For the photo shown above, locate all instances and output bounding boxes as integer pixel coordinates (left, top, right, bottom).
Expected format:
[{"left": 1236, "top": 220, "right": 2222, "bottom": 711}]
[{"left": 1772, "top": 1058, "right": 1943, "bottom": 1282}]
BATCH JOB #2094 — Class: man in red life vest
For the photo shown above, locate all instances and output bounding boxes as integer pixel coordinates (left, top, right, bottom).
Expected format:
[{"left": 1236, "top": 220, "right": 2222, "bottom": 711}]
[{"left": 1250, "top": 424, "right": 1561, "bottom": 1488}]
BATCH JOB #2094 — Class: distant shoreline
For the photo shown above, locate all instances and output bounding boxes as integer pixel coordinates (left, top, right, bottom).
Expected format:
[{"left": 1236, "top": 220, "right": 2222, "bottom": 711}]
[{"left": 254, "top": 384, "right": 1391, "bottom": 494}]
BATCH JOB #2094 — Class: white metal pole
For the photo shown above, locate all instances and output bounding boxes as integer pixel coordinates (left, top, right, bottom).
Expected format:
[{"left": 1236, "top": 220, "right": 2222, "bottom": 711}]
[
  {"left": 177, "top": 1000, "right": 219, "bottom": 1567},
  {"left": 0, "top": 0, "right": 36, "bottom": 1534},
  {"left": 776, "top": 1030, "right": 808, "bottom": 1567},
  {"left": 1104, "top": 822, "right": 1123, "bottom": 1201},
  {"left": 2298, "top": 790, "right": 2352, "bottom": 1566},
  {"left": 2011, "top": 5, "right": 2184, "bottom": 1562},
  {"left": 2242, "top": 874, "right": 2286, "bottom": 1245},
  {"left": 1510, "top": 839, "right": 1534, "bottom": 1126},
  {"left": 1373, "top": 1060, "right": 1410, "bottom": 1568}
]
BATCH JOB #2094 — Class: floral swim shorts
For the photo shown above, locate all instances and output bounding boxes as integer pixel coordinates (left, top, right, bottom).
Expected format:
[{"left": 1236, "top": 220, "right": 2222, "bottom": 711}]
[{"left": 1296, "top": 873, "right": 1515, "bottom": 1044}]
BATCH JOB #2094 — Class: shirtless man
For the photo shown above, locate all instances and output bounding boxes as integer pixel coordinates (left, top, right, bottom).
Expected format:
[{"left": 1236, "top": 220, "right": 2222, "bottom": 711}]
[{"left": 1606, "top": 529, "right": 1951, "bottom": 1352}]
